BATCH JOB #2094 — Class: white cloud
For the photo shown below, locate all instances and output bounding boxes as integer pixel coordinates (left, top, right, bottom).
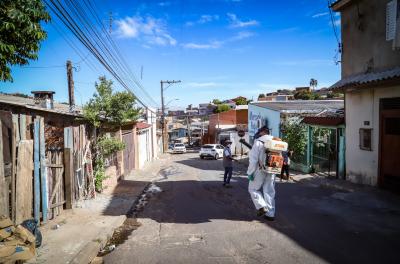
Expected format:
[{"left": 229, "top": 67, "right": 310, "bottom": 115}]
[
  {"left": 334, "top": 18, "right": 341, "bottom": 26},
  {"left": 272, "top": 59, "right": 333, "bottom": 66},
  {"left": 182, "top": 41, "right": 222, "bottom": 49},
  {"left": 185, "top": 14, "right": 219, "bottom": 26},
  {"left": 230, "top": 31, "right": 254, "bottom": 40},
  {"left": 182, "top": 31, "right": 254, "bottom": 49},
  {"left": 158, "top": 1, "right": 171, "bottom": 6},
  {"left": 312, "top": 12, "right": 329, "bottom": 18},
  {"left": 116, "top": 15, "right": 177, "bottom": 46},
  {"left": 227, "top": 13, "right": 259, "bottom": 28}
]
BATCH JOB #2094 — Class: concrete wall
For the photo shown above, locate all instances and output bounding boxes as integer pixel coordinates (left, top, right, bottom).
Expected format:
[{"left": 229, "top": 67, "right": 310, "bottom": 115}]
[
  {"left": 345, "top": 85, "right": 400, "bottom": 185},
  {"left": 248, "top": 104, "right": 280, "bottom": 142},
  {"left": 340, "top": 0, "right": 400, "bottom": 77},
  {"left": 138, "top": 129, "right": 151, "bottom": 169}
]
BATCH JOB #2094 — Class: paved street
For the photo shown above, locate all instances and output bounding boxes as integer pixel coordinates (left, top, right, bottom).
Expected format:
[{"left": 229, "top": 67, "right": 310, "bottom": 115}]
[{"left": 104, "top": 153, "right": 400, "bottom": 264}]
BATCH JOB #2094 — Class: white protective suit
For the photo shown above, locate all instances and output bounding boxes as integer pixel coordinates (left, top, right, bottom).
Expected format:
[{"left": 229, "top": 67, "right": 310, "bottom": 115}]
[{"left": 247, "top": 134, "right": 276, "bottom": 217}]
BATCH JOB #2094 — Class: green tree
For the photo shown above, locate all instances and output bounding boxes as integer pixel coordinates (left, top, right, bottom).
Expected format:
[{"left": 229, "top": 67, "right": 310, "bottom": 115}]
[
  {"left": 212, "top": 99, "right": 222, "bottom": 105},
  {"left": 294, "top": 91, "right": 320, "bottom": 100},
  {"left": 214, "top": 104, "right": 231, "bottom": 113},
  {"left": 281, "top": 117, "right": 307, "bottom": 163},
  {"left": 84, "top": 76, "right": 140, "bottom": 128},
  {"left": 0, "top": 0, "right": 50, "bottom": 81},
  {"left": 83, "top": 76, "right": 140, "bottom": 192},
  {"left": 309, "top": 78, "right": 318, "bottom": 91},
  {"left": 233, "top": 97, "right": 247, "bottom": 105},
  {"left": 258, "top": 94, "right": 266, "bottom": 100}
]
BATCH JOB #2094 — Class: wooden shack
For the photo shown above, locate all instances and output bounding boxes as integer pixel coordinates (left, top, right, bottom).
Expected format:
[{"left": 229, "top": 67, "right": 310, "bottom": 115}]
[{"left": 0, "top": 92, "right": 95, "bottom": 225}]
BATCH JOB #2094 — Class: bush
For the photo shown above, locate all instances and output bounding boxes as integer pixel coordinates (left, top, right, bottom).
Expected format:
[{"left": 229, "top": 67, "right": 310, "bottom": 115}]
[
  {"left": 281, "top": 117, "right": 307, "bottom": 163},
  {"left": 214, "top": 104, "right": 231, "bottom": 113}
]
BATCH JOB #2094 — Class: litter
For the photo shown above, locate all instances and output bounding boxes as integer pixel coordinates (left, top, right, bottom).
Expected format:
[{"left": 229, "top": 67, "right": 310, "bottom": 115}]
[{"left": 0, "top": 216, "right": 40, "bottom": 263}]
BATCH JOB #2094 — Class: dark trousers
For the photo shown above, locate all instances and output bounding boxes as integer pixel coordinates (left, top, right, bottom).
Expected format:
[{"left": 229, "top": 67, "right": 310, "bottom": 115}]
[
  {"left": 281, "top": 164, "right": 290, "bottom": 180},
  {"left": 224, "top": 167, "right": 233, "bottom": 184}
]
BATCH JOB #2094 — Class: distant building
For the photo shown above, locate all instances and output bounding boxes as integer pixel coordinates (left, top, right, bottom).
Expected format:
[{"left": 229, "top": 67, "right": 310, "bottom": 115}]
[
  {"left": 258, "top": 94, "right": 293, "bottom": 102},
  {"left": 295, "top": 87, "right": 311, "bottom": 93},
  {"left": 168, "top": 110, "right": 185, "bottom": 117},
  {"left": 331, "top": 0, "right": 400, "bottom": 190},
  {"left": 202, "top": 108, "right": 249, "bottom": 154},
  {"left": 186, "top": 104, "right": 199, "bottom": 116},
  {"left": 198, "top": 103, "right": 216, "bottom": 115}
]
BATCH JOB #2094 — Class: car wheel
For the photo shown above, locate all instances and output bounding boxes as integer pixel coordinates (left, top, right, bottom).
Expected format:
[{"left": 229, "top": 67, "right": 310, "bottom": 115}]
[
  {"left": 200, "top": 156, "right": 204, "bottom": 159},
  {"left": 215, "top": 154, "right": 219, "bottom": 160}
]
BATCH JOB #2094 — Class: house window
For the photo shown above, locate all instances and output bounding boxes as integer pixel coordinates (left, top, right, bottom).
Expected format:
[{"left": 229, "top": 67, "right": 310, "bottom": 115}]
[{"left": 359, "top": 128, "right": 372, "bottom": 151}]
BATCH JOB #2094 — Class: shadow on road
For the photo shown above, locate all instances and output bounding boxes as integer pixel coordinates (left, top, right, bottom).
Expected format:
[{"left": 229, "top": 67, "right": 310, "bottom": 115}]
[{"left": 102, "top": 166, "right": 400, "bottom": 264}]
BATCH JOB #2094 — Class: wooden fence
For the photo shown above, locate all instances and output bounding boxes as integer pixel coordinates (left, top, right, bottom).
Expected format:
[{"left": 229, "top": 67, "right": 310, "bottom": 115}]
[{"left": 0, "top": 110, "right": 95, "bottom": 225}]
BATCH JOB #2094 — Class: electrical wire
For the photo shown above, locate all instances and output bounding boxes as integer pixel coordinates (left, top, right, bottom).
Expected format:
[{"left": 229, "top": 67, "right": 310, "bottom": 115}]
[
  {"left": 44, "top": 0, "right": 158, "bottom": 112},
  {"left": 328, "top": 0, "right": 340, "bottom": 45}
]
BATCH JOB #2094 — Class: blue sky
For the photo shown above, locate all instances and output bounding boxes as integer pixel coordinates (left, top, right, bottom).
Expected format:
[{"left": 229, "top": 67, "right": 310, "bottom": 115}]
[{"left": 0, "top": 0, "right": 341, "bottom": 110}]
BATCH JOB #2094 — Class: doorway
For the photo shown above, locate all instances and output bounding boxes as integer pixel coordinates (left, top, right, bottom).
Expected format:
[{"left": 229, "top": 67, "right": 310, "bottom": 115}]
[{"left": 379, "top": 97, "right": 400, "bottom": 192}]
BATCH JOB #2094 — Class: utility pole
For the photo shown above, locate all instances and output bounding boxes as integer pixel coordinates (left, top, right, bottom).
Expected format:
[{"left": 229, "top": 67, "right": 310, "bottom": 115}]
[
  {"left": 66, "top": 60, "right": 75, "bottom": 111},
  {"left": 186, "top": 114, "right": 191, "bottom": 146},
  {"left": 160, "top": 80, "right": 181, "bottom": 153}
]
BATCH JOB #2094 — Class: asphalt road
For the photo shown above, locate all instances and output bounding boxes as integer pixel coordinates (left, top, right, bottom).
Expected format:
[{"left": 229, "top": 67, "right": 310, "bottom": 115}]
[{"left": 104, "top": 153, "right": 400, "bottom": 264}]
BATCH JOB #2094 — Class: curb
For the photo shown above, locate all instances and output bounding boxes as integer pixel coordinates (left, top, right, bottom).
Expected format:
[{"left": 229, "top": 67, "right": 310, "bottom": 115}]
[
  {"left": 70, "top": 215, "right": 126, "bottom": 264},
  {"left": 71, "top": 180, "right": 154, "bottom": 264}
]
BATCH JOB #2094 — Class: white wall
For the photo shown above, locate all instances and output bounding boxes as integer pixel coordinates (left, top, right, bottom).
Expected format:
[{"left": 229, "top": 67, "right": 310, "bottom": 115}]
[
  {"left": 147, "top": 107, "right": 158, "bottom": 159},
  {"left": 345, "top": 86, "right": 400, "bottom": 185},
  {"left": 248, "top": 104, "right": 281, "bottom": 143},
  {"left": 138, "top": 129, "right": 150, "bottom": 169}
]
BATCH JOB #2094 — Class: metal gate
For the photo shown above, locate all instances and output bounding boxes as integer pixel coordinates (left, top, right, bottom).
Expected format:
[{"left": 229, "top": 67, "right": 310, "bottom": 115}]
[{"left": 312, "top": 128, "right": 337, "bottom": 177}]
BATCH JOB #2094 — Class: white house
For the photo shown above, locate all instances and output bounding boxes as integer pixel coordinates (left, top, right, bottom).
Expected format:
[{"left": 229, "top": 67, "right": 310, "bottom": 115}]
[
  {"left": 331, "top": 0, "right": 400, "bottom": 190},
  {"left": 248, "top": 101, "right": 344, "bottom": 142}
]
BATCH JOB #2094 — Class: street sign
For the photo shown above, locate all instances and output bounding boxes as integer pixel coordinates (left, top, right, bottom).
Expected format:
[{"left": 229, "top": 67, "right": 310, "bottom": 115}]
[{"left": 238, "top": 130, "right": 245, "bottom": 138}]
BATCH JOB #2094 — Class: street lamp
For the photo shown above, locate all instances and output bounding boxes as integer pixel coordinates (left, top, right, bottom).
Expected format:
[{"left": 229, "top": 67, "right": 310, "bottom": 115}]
[
  {"left": 165, "top": 98, "right": 179, "bottom": 107},
  {"left": 160, "top": 80, "right": 181, "bottom": 153}
]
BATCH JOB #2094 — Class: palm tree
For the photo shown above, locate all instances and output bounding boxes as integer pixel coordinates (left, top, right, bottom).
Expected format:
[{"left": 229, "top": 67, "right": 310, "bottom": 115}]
[{"left": 310, "top": 78, "right": 318, "bottom": 91}]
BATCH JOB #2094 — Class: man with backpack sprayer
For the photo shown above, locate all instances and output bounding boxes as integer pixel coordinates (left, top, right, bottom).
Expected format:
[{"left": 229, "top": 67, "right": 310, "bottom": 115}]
[{"left": 247, "top": 126, "right": 288, "bottom": 221}]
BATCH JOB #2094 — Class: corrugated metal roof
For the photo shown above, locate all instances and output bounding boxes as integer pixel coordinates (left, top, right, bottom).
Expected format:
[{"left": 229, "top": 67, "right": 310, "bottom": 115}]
[
  {"left": 0, "top": 93, "right": 82, "bottom": 117},
  {"left": 331, "top": 67, "right": 400, "bottom": 90},
  {"left": 136, "top": 122, "right": 152, "bottom": 130},
  {"left": 251, "top": 100, "right": 344, "bottom": 114},
  {"left": 302, "top": 116, "right": 345, "bottom": 126}
]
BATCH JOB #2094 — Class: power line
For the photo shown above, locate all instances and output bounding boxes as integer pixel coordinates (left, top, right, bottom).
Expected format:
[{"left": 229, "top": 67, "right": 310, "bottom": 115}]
[
  {"left": 44, "top": 0, "right": 158, "bottom": 112},
  {"left": 328, "top": 0, "right": 340, "bottom": 44},
  {"left": 327, "top": 0, "right": 342, "bottom": 64}
]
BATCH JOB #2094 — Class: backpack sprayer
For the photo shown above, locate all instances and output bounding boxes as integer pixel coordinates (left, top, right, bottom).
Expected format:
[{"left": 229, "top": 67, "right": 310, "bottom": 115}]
[{"left": 239, "top": 138, "right": 288, "bottom": 174}]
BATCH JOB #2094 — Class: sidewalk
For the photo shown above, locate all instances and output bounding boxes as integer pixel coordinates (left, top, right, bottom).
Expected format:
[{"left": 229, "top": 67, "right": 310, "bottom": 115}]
[
  {"left": 291, "top": 172, "right": 400, "bottom": 213},
  {"left": 29, "top": 154, "right": 170, "bottom": 264}
]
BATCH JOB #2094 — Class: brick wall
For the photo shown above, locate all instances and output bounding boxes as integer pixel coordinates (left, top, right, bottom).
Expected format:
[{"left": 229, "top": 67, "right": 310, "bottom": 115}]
[{"left": 205, "top": 109, "right": 248, "bottom": 143}]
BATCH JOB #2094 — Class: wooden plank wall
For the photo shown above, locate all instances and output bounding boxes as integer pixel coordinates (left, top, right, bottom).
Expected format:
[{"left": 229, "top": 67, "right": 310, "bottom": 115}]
[
  {"left": 33, "top": 118, "right": 41, "bottom": 223},
  {"left": 0, "top": 119, "right": 8, "bottom": 217},
  {"left": 39, "top": 117, "right": 48, "bottom": 223},
  {"left": 15, "top": 140, "right": 33, "bottom": 224}
]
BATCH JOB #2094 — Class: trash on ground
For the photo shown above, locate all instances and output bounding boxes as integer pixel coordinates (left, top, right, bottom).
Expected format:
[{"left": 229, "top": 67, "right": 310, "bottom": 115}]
[{"left": 0, "top": 216, "right": 39, "bottom": 262}]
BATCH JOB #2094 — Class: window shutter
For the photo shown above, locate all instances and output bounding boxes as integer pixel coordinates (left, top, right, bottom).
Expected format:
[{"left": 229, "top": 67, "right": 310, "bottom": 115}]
[{"left": 386, "top": 0, "right": 397, "bottom": 41}]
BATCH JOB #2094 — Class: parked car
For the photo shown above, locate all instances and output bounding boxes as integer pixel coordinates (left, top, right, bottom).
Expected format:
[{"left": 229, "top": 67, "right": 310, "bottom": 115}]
[
  {"left": 199, "top": 144, "right": 224, "bottom": 159},
  {"left": 172, "top": 143, "right": 187, "bottom": 154}
]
